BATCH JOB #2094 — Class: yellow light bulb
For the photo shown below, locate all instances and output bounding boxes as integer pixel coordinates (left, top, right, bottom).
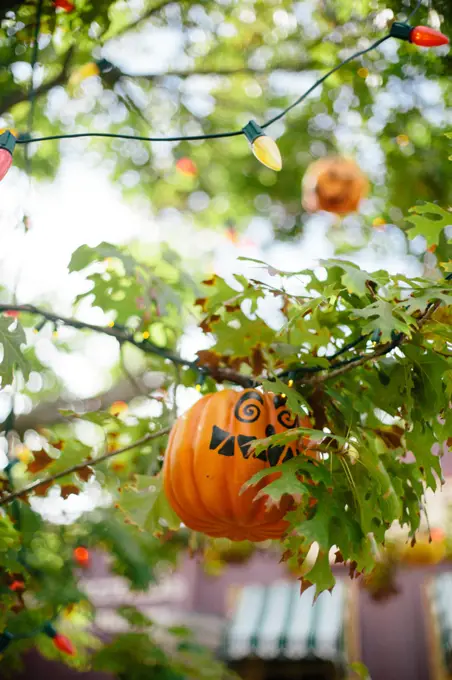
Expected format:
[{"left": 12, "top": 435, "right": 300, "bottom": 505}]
[
  {"left": 288, "top": 379, "right": 294, "bottom": 388},
  {"left": 243, "top": 121, "right": 283, "bottom": 172},
  {"left": 69, "top": 62, "right": 100, "bottom": 87},
  {"left": 251, "top": 135, "right": 282, "bottom": 172}
]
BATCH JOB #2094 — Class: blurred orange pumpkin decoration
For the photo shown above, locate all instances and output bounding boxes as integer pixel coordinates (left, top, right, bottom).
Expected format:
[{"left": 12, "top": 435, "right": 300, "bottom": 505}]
[
  {"left": 302, "top": 156, "right": 369, "bottom": 215},
  {"left": 163, "top": 389, "right": 314, "bottom": 542}
]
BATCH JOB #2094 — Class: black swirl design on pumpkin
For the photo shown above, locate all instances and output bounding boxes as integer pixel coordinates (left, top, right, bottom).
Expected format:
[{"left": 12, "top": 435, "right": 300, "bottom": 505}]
[
  {"left": 234, "top": 390, "right": 264, "bottom": 423},
  {"left": 277, "top": 409, "right": 299, "bottom": 429}
]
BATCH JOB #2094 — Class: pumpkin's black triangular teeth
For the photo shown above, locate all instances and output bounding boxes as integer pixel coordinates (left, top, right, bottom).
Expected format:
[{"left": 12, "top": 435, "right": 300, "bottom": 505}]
[
  {"left": 209, "top": 425, "right": 230, "bottom": 450},
  {"left": 237, "top": 434, "right": 257, "bottom": 459}
]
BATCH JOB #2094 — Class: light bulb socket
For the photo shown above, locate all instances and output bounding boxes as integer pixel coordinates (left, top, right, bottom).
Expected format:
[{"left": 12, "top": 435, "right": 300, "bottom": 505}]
[
  {"left": 243, "top": 120, "right": 265, "bottom": 145},
  {"left": 43, "top": 622, "right": 57, "bottom": 639},
  {"left": 95, "top": 58, "right": 114, "bottom": 73},
  {"left": 390, "top": 22, "right": 413, "bottom": 42},
  {"left": 0, "top": 631, "right": 14, "bottom": 652},
  {"left": 0, "top": 131, "right": 16, "bottom": 156}
]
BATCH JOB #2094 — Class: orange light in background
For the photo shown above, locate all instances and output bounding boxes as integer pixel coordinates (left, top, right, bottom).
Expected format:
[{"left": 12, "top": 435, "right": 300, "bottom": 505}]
[
  {"left": 396, "top": 134, "right": 410, "bottom": 147},
  {"left": 9, "top": 580, "right": 25, "bottom": 592},
  {"left": 110, "top": 400, "right": 128, "bottom": 416},
  {"left": 53, "top": 0, "right": 75, "bottom": 10},
  {"left": 176, "top": 157, "right": 198, "bottom": 177},
  {"left": 430, "top": 527, "right": 446, "bottom": 542},
  {"left": 225, "top": 226, "right": 239, "bottom": 243},
  {"left": 73, "top": 546, "right": 90, "bottom": 568}
]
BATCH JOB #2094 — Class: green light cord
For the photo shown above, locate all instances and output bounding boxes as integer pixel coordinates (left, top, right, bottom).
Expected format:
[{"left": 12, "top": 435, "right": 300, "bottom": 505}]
[{"left": 15, "top": 33, "right": 393, "bottom": 146}]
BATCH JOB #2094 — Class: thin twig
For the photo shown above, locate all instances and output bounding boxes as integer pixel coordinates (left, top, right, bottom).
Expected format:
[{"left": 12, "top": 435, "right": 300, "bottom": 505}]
[
  {"left": 0, "top": 426, "right": 170, "bottom": 506},
  {"left": 303, "top": 298, "right": 444, "bottom": 386},
  {"left": 0, "top": 303, "right": 255, "bottom": 387},
  {"left": 100, "top": 0, "right": 180, "bottom": 42}
]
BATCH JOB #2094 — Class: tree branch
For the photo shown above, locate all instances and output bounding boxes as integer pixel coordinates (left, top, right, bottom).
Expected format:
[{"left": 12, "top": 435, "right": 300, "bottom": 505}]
[
  {"left": 303, "top": 298, "right": 445, "bottom": 387},
  {"left": 0, "top": 426, "right": 170, "bottom": 506},
  {"left": 0, "top": 303, "right": 255, "bottom": 388},
  {"left": 0, "top": 46, "right": 75, "bottom": 117},
  {"left": 0, "top": 296, "right": 447, "bottom": 397}
]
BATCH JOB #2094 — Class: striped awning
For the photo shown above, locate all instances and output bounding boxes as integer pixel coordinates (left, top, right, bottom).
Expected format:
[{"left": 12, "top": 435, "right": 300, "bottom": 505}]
[
  {"left": 428, "top": 573, "right": 452, "bottom": 673},
  {"left": 224, "top": 579, "right": 348, "bottom": 663}
]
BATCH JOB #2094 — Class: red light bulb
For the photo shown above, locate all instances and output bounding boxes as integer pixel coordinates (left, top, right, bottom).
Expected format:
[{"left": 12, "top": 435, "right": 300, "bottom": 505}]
[
  {"left": 0, "top": 149, "right": 12, "bottom": 181},
  {"left": 53, "top": 634, "right": 76, "bottom": 656},
  {"left": 0, "top": 131, "right": 16, "bottom": 181},
  {"left": 411, "top": 25, "right": 449, "bottom": 47},
  {"left": 73, "top": 546, "right": 90, "bottom": 567},
  {"left": 53, "top": 0, "right": 75, "bottom": 10}
]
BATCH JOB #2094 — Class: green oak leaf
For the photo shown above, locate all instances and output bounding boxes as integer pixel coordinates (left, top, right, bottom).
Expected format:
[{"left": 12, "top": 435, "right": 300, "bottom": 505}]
[
  {"left": 352, "top": 300, "right": 413, "bottom": 342},
  {"left": 405, "top": 422, "right": 442, "bottom": 490},
  {"left": 406, "top": 203, "right": 452, "bottom": 248},
  {"left": 69, "top": 242, "right": 138, "bottom": 275},
  {"left": 0, "top": 316, "right": 30, "bottom": 385},
  {"left": 301, "top": 550, "right": 335, "bottom": 597},
  {"left": 261, "top": 377, "right": 311, "bottom": 414},
  {"left": 295, "top": 502, "right": 332, "bottom": 550},
  {"left": 118, "top": 476, "right": 181, "bottom": 535}
]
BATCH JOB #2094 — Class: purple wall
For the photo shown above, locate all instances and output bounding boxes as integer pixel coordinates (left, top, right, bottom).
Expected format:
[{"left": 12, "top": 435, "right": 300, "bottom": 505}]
[{"left": 190, "top": 552, "right": 452, "bottom": 680}]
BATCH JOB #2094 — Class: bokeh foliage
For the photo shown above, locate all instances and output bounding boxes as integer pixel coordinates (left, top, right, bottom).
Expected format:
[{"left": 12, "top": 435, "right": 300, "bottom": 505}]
[{"left": 0, "top": 1, "right": 451, "bottom": 678}]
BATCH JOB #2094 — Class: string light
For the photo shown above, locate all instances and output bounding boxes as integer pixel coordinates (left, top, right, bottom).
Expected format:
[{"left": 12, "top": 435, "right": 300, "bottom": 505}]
[
  {"left": 12, "top": 22, "right": 448, "bottom": 175},
  {"left": 0, "top": 632, "right": 13, "bottom": 652},
  {"left": 43, "top": 623, "right": 75, "bottom": 656},
  {"left": 390, "top": 22, "right": 449, "bottom": 47},
  {"left": 73, "top": 546, "right": 90, "bottom": 568},
  {"left": 53, "top": 0, "right": 75, "bottom": 10},
  {"left": 0, "top": 131, "right": 16, "bottom": 181},
  {"left": 243, "top": 121, "right": 282, "bottom": 171},
  {"left": 195, "top": 370, "right": 207, "bottom": 392}
]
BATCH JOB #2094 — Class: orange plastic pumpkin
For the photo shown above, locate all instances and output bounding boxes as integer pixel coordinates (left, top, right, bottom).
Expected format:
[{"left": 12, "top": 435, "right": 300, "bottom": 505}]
[
  {"left": 302, "top": 156, "right": 369, "bottom": 215},
  {"left": 163, "top": 389, "right": 313, "bottom": 542}
]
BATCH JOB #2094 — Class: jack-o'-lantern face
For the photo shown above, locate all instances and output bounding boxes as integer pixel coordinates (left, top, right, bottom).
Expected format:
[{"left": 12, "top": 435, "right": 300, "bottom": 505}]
[
  {"left": 208, "top": 391, "right": 301, "bottom": 466},
  {"left": 302, "top": 156, "right": 369, "bottom": 215},
  {"left": 163, "top": 389, "right": 314, "bottom": 542}
]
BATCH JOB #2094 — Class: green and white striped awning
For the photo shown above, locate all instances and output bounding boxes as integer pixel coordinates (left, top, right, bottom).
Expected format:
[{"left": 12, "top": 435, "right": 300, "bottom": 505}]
[
  {"left": 224, "top": 579, "right": 348, "bottom": 663},
  {"left": 429, "top": 572, "right": 452, "bottom": 672}
]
